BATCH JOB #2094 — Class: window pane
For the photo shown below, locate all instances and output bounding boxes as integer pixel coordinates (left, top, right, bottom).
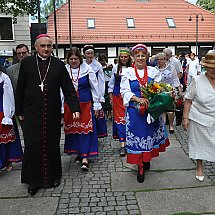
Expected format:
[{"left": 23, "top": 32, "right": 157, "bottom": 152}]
[
  {"left": 127, "top": 18, "right": 135, "bottom": 28},
  {"left": 0, "top": 17, "right": 13, "bottom": 40},
  {"left": 166, "top": 18, "right": 176, "bottom": 28},
  {"left": 87, "top": 19, "right": 95, "bottom": 28}
]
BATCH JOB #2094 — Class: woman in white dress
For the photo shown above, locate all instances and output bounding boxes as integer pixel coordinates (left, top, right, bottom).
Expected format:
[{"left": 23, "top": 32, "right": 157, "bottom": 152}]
[
  {"left": 156, "top": 52, "right": 182, "bottom": 133},
  {"left": 183, "top": 53, "right": 215, "bottom": 182}
]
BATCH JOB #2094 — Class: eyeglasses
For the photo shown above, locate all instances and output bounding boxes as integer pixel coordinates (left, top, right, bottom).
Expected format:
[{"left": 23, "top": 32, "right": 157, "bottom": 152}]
[
  {"left": 17, "top": 51, "right": 28, "bottom": 56},
  {"left": 157, "top": 58, "right": 165, "bottom": 61}
]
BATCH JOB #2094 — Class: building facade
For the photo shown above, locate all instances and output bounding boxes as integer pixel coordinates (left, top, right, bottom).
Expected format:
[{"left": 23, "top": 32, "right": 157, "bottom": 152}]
[{"left": 47, "top": 0, "right": 215, "bottom": 62}]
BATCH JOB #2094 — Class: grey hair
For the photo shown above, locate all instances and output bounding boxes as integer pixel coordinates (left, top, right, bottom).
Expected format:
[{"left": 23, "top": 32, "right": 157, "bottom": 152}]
[
  {"left": 163, "top": 48, "right": 172, "bottom": 57},
  {"left": 156, "top": 52, "right": 166, "bottom": 59}
]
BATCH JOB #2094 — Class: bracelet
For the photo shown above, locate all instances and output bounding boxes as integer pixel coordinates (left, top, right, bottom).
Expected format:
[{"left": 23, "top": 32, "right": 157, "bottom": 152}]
[{"left": 182, "top": 116, "right": 188, "bottom": 119}]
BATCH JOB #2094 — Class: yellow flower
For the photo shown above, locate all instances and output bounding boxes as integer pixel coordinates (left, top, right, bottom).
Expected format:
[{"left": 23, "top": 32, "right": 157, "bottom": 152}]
[{"left": 153, "top": 83, "right": 161, "bottom": 89}]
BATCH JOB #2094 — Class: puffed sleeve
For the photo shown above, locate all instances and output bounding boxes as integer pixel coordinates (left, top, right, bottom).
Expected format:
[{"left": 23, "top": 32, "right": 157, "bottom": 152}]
[
  {"left": 108, "top": 64, "right": 117, "bottom": 93},
  {"left": 88, "top": 67, "right": 102, "bottom": 110},
  {"left": 97, "top": 64, "right": 105, "bottom": 102},
  {"left": 120, "top": 68, "right": 135, "bottom": 106},
  {"left": 184, "top": 77, "right": 196, "bottom": 100},
  {"left": 2, "top": 76, "right": 15, "bottom": 125},
  {"left": 171, "top": 65, "right": 181, "bottom": 87}
]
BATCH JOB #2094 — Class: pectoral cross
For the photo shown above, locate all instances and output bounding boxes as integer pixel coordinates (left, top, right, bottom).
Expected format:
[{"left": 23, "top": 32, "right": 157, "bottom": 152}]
[{"left": 39, "top": 82, "right": 44, "bottom": 92}]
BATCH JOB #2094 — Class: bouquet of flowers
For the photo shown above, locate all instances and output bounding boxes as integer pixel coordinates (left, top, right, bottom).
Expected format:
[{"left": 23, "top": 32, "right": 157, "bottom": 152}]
[{"left": 138, "top": 82, "right": 175, "bottom": 121}]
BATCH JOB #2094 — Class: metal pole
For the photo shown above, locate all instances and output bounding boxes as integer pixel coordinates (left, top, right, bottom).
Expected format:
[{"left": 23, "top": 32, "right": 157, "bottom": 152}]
[
  {"left": 196, "top": 15, "right": 198, "bottom": 57},
  {"left": 38, "top": 0, "right": 41, "bottom": 34},
  {"left": 68, "top": 0, "right": 72, "bottom": 48},
  {"left": 53, "top": 0, "right": 58, "bottom": 56}
]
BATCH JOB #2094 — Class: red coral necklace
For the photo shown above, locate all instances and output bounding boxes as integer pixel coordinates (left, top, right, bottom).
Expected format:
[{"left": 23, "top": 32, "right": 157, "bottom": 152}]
[{"left": 134, "top": 65, "right": 148, "bottom": 87}]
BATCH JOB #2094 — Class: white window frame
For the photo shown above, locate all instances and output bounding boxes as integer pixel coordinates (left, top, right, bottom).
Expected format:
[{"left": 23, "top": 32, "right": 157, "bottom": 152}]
[
  {"left": 166, "top": 18, "right": 176, "bottom": 28},
  {"left": 126, "top": 18, "right": 135, "bottom": 28},
  {"left": 87, "top": 18, "right": 95, "bottom": 29},
  {"left": 0, "top": 15, "right": 14, "bottom": 41}
]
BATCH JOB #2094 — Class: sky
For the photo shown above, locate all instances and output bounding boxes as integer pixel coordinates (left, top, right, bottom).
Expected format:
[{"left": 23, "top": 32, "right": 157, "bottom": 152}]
[{"left": 187, "top": 0, "right": 197, "bottom": 4}]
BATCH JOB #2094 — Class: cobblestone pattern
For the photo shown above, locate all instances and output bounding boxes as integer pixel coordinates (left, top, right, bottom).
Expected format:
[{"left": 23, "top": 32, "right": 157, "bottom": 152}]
[
  {"left": 19, "top": 121, "right": 215, "bottom": 214},
  {"left": 175, "top": 125, "right": 215, "bottom": 183},
  {"left": 48, "top": 122, "right": 141, "bottom": 215}
]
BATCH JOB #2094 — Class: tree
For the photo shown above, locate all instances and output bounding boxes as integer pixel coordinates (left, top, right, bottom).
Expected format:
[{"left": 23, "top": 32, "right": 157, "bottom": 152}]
[
  {"left": 196, "top": 0, "right": 215, "bottom": 13},
  {"left": 0, "top": 0, "right": 38, "bottom": 22},
  {"left": 40, "top": 0, "right": 66, "bottom": 23}
]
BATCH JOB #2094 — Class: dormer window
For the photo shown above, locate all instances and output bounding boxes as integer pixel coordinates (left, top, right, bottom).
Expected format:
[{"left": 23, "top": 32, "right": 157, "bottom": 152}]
[
  {"left": 166, "top": 18, "right": 176, "bottom": 28},
  {"left": 127, "top": 18, "right": 135, "bottom": 28},
  {"left": 87, "top": 18, "right": 95, "bottom": 29}
]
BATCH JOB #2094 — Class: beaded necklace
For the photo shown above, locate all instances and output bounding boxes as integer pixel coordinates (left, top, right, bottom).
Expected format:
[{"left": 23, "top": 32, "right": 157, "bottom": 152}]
[
  {"left": 134, "top": 65, "right": 148, "bottom": 87},
  {"left": 70, "top": 66, "right": 80, "bottom": 92},
  {"left": 70, "top": 66, "right": 80, "bottom": 83}
]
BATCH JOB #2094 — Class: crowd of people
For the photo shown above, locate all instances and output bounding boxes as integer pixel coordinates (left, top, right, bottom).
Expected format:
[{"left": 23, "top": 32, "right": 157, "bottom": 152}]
[{"left": 0, "top": 34, "right": 214, "bottom": 196}]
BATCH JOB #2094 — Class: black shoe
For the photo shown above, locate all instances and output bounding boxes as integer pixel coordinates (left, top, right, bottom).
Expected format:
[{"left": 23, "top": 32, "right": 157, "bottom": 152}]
[
  {"left": 137, "top": 163, "right": 145, "bottom": 183},
  {"left": 75, "top": 156, "right": 82, "bottom": 163},
  {"left": 53, "top": 181, "right": 60, "bottom": 188},
  {"left": 81, "top": 162, "right": 89, "bottom": 171},
  {"left": 144, "top": 162, "right": 150, "bottom": 170},
  {"left": 28, "top": 186, "right": 39, "bottom": 196},
  {"left": 169, "top": 129, "right": 174, "bottom": 134},
  {"left": 119, "top": 147, "right": 126, "bottom": 157}
]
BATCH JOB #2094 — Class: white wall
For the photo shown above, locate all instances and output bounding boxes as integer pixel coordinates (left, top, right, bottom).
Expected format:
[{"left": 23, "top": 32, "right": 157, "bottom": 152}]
[{"left": 0, "top": 14, "right": 31, "bottom": 56}]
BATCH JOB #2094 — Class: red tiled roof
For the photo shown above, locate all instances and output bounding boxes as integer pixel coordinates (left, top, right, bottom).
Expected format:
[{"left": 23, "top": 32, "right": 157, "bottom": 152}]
[{"left": 47, "top": 0, "right": 215, "bottom": 44}]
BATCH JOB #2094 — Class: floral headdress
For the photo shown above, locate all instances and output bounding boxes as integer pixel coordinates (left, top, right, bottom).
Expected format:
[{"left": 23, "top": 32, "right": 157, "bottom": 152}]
[
  {"left": 131, "top": 44, "right": 147, "bottom": 55},
  {"left": 119, "top": 47, "right": 131, "bottom": 56}
]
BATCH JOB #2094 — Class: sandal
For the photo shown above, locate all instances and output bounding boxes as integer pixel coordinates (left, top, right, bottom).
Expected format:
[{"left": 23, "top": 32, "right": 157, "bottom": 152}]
[{"left": 81, "top": 162, "right": 89, "bottom": 171}]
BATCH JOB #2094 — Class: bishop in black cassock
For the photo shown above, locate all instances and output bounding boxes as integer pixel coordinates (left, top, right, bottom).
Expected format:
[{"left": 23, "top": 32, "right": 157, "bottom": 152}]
[{"left": 15, "top": 34, "right": 80, "bottom": 195}]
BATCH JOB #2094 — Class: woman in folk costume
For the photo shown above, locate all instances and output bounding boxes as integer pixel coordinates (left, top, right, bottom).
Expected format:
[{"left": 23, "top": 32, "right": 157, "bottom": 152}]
[
  {"left": 108, "top": 47, "right": 132, "bottom": 157},
  {"left": 120, "top": 44, "right": 170, "bottom": 183},
  {"left": 83, "top": 45, "right": 107, "bottom": 138},
  {"left": 64, "top": 47, "right": 102, "bottom": 170},
  {"left": 0, "top": 71, "right": 23, "bottom": 171}
]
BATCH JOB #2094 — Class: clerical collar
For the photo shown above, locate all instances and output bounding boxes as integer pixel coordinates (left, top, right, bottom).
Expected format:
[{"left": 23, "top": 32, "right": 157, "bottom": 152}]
[{"left": 37, "top": 54, "right": 50, "bottom": 61}]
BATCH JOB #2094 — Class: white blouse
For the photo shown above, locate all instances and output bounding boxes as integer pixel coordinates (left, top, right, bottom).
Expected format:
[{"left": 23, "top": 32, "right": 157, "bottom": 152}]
[
  {"left": 156, "top": 63, "right": 180, "bottom": 88},
  {"left": 108, "top": 64, "right": 127, "bottom": 93},
  {"left": 120, "top": 66, "right": 161, "bottom": 106},
  {"left": 83, "top": 59, "right": 105, "bottom": 103},
  {"left": 65, "top": 63, "right": 102, "bottom": 110},
  {"left": 0, "top": 72, "right": 14, "bottom": 125},
  {"left": 185, "top": 74, "right": 215, "bottom": 127}
]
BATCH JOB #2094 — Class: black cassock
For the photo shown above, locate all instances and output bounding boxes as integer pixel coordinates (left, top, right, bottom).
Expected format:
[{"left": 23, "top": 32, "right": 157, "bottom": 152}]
[{"left": 16, "top": 55, "right": 80, "bottom": 187}]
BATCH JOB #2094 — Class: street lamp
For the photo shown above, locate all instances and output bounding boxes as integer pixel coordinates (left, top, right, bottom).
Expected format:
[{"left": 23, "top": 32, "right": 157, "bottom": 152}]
[{"left": 189, "top": 13, "right": 204, "bottom": 58}]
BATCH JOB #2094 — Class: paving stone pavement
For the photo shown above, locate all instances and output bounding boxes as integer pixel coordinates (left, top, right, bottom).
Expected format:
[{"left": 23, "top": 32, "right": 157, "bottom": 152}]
[{"left": 0, "top": 121, "right": 214, "bottom": 215}]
